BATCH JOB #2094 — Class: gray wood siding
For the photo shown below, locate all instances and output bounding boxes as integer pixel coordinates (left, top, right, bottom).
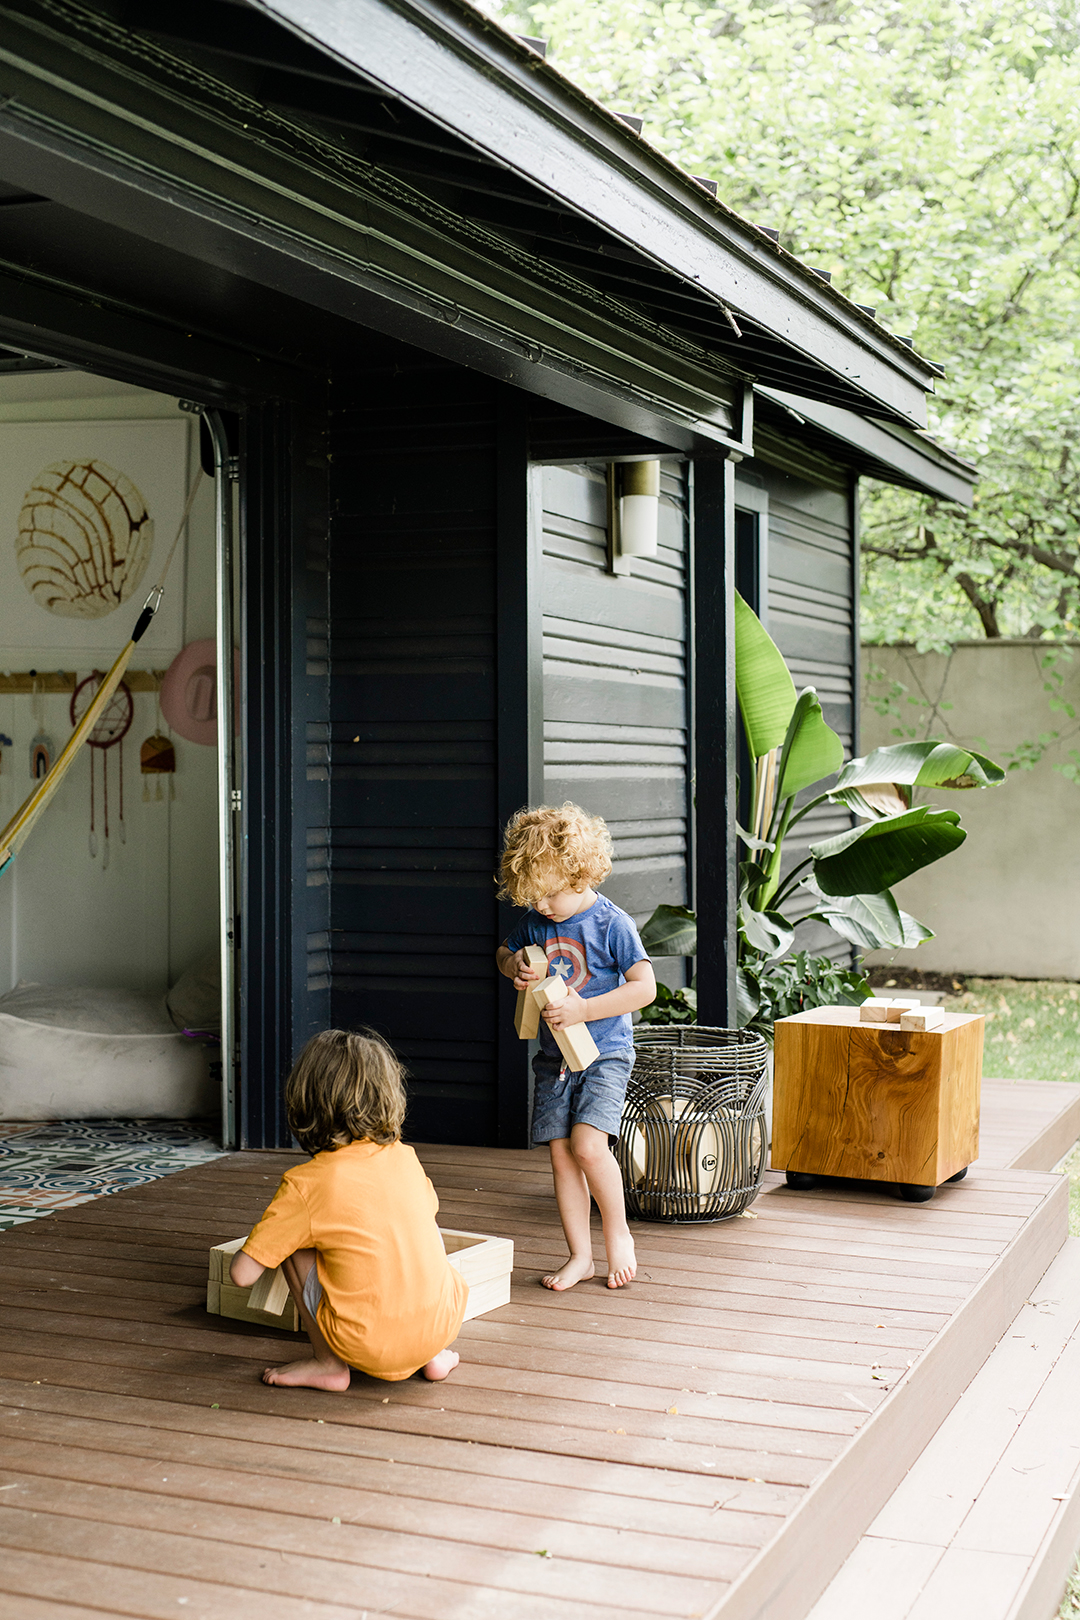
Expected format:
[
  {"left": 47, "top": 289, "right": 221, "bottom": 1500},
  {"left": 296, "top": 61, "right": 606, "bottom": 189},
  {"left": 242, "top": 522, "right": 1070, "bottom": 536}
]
[
  {"left": 748, "top": 451, "right": 857, "bottom": 961},
  {"left": 539, "top": 464, "right": 690, "bottom": 986}
]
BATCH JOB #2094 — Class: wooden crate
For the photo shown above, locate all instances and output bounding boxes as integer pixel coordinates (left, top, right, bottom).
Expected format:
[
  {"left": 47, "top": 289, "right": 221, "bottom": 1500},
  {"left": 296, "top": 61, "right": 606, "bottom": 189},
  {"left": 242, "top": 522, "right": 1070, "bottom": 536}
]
[
  {"left": 772, "top": 1004, "right": 984, "bottom": 1188},
  {"left": 441, "top": 1227, "right": 514, "bottom": 1320},
  {"left": 207, "top": 1228, "right": 514, "bottom": 1333}
]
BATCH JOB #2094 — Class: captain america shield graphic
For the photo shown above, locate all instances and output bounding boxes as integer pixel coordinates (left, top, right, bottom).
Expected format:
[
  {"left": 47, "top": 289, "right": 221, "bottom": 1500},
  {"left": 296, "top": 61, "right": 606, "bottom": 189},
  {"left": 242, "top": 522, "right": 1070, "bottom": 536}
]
[{"left": 545, "top": 937, "right": 591, "bottom": 991}]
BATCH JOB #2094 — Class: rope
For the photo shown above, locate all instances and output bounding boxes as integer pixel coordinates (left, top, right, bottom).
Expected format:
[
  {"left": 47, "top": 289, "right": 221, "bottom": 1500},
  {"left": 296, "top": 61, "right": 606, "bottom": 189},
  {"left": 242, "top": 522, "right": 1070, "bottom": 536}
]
[{"left": 154, "top": 468, "right": 204, "bottom": 595}]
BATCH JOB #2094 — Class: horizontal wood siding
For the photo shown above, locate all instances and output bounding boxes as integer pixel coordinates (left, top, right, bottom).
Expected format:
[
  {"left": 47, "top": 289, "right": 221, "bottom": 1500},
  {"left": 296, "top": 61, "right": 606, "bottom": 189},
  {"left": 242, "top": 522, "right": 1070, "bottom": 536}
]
[
  {"left": 324, "top": 361, "right": 500, "bottom": 1144},
  {"left": 540, "top": 464, "right": 690, "bottom": 986},
  {"left": 749, "top": 448, "right": 856, "bottom": 960}
]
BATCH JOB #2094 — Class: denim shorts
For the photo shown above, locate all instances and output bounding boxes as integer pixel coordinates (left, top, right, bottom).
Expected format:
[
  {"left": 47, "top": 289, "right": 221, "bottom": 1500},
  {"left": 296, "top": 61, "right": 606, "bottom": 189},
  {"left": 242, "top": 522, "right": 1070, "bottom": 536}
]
[{"left": 531, "top": 1048, "right": 634, "bottom": 1144}]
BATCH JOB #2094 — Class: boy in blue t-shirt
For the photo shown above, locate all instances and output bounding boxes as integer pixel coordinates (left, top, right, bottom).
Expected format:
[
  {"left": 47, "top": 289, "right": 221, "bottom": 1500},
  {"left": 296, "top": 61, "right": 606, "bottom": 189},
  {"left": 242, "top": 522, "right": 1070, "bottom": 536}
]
[{"left": 496, "top": 803, "right": 656, "bottom": 1291}]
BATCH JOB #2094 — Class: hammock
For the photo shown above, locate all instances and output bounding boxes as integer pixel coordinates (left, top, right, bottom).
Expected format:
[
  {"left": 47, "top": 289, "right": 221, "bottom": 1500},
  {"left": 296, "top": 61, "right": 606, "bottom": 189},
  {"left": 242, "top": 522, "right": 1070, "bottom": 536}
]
[{"left": 0, "top": 472, "right": 203, "bottom": 879}]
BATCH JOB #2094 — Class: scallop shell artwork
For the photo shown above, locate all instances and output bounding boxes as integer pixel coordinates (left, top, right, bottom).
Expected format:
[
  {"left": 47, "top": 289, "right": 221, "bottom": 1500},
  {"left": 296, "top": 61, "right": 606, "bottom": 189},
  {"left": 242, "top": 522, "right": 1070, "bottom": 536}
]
[{"left": 15, "top": 459, "right": 154, "bottom": 619}]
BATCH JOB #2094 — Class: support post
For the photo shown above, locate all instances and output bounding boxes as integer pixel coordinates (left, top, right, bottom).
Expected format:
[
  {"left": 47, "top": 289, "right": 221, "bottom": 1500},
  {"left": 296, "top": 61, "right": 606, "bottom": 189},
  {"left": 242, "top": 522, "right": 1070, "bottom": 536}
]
[
  {"left": 495, "top": 385, "right": 543, "bottom": 1145},
  {"left": 691, "top": 456, "right": 738, "bottom": 1028}
]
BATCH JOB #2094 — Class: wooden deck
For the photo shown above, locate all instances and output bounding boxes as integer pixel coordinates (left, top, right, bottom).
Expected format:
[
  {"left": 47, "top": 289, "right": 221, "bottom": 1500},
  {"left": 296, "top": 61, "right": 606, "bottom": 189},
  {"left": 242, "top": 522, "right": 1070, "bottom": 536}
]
[
  {"left": 977, "top": 1078, "right": 1080, "bottom": 1172},
  {"left": 0, "top": 1096, "right": 1070, "bottom": 1620}
]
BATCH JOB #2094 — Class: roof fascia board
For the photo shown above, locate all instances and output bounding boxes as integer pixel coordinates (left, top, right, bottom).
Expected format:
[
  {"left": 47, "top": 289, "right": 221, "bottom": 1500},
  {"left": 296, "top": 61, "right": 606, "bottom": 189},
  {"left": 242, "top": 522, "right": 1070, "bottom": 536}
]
[
  {"left": 760, "top": 388, "right": 976, "bottom": 506},
  {"left": 0, "top": 5, "right": 746, "bottom": 450},
  {"left": 255, "top": 0, "right": 933, "bottom": 428}
]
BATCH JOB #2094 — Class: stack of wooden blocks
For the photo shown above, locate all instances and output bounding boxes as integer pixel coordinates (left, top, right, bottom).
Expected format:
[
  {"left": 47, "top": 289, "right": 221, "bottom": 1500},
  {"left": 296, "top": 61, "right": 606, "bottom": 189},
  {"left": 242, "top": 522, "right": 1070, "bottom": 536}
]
[
  {"left": 859, "top": 996, "right": 944, "bottom": 1031},
  {"left": 206, "top": 1229, "right": 514, "bottom": 1332},
  {"left": 206, "top": 1237, "right": 300, "bottom": 1331},
  {"left": 514, "top": 943, "right": 599, "bottom": 1071}
]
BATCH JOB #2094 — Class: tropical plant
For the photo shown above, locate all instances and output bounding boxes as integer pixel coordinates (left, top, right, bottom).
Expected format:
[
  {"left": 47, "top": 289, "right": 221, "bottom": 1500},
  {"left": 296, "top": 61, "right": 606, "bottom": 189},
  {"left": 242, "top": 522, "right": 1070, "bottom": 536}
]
[{"left": 640, "top": 594, "right": 1006, "bottom": 1034}]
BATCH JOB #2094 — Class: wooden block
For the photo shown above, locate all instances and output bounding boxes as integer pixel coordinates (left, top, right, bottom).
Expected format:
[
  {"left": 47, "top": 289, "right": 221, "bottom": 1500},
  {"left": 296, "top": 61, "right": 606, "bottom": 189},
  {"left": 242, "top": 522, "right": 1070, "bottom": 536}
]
[
  {"left": 208, "top": 1236, "right": 246, "bottom": 1284},
  {"left": 900, "top": 1006, "right": 945, "bottom": 1032},
  {"left": 247, "top": 1264, "right": 291, "bottom": 1316},
  {"left": 218, "top": 1281, "right": 302, "bottom": 1332},
  {"left": 771, "top": 1005, "right": 984, "bottom": 1186},
  {"left": 530, "top": 976, "right": 601, "bottom": 1073},
  {"left": 884, "top": 997, "right": 921, "bottom": 1024},
  {"left": 514, "top": 944, "right": 549, "bottom": 1040},
  {"left": 461, "top": 1273, "right": 512, "bottom": 1320},
  {"left": 209, "top": 1236, "right": 301, "bottom": 1332},
  {"left": 441, "top": 1227, "right": 514, "bottom": 1322},
  {"left": 859, "top": 999, "right": 893, "bottom": 1023}
]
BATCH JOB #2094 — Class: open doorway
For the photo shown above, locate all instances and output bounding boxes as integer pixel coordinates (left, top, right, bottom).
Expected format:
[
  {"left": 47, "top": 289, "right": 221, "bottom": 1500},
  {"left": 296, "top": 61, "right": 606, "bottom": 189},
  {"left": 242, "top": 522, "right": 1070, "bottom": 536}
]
[{"left": 0, "top": 359, "right": 231, "bottom": 1188}]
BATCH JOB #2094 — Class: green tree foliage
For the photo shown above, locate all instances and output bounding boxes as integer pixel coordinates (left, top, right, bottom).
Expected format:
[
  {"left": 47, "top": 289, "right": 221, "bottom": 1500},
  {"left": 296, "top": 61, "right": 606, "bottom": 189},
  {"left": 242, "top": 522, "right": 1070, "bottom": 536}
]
[{"left": 480, "top": 0, "right": 1080, "bottom": 646}]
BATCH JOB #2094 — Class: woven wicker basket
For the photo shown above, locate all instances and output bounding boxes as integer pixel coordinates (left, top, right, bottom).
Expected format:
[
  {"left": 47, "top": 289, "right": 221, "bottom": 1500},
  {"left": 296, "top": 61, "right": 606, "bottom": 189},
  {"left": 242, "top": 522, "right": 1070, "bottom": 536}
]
[{"left": 617, "top": 1026, "right": 770, "bottom": 1222}]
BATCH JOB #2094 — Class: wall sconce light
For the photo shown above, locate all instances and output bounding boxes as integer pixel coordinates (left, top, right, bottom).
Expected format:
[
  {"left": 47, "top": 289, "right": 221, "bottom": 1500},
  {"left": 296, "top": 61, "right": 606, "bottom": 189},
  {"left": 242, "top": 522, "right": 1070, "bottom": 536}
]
[{"left": 618, "top": 460, "right": 660, "bottom": 557}]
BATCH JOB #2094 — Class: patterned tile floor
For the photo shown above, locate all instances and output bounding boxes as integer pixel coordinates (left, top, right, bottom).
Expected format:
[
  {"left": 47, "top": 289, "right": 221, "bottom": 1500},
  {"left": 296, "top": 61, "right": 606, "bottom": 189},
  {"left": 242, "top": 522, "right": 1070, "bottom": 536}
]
[{"left": 0, "top": 1119, "right": 226, "bottom": 1230}]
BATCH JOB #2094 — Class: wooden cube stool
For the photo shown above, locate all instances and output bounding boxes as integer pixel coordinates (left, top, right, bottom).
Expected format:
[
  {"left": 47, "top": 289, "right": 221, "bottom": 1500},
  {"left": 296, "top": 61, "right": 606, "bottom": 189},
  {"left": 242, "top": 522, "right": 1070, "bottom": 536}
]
[{"left": 771, "top": 1005, "right": 984, "bottom": 1201}]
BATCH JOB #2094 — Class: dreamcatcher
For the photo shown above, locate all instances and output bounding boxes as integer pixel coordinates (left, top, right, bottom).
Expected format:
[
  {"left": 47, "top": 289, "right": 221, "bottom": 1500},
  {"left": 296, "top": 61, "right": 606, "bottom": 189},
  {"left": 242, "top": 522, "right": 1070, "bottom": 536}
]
[{"left": 70, "top": 673, "right": 134, "bottom": 868}]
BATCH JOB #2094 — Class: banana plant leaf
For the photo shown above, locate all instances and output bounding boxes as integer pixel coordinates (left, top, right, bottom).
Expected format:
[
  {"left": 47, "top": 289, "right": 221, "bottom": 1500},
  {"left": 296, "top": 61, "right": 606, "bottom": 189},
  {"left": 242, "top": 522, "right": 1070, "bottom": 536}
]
[
  {"left": 835, "top": 740, "right": 1005, "bottom": 793},
  {"left": 738, "top": 902, "right": 795, "bottom": 960},
  {"left": 735, "top": 966, "right": 760, "bottom": 1027},
  {"left": 776, "top": 688, "right": 844, "bottom": 801},
  {"left": 799, "top": 880, "right": 934, "bottom": 950},
  {"left": 830, "top": 780, "right": 910, "bottom": 820},
  {"left": 734, "top": 590, "right": 796, "bottom": 760},
  {"left": 640, "top": 903, "right": 697, "bottom": 957},
  {"left": 810, "top": 804, "right": 965, "bottom": 896}
]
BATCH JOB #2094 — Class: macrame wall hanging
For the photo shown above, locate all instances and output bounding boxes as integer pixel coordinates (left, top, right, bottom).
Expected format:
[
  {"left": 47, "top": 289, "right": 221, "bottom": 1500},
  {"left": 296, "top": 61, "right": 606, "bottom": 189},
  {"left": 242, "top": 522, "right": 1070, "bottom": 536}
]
[
  {"left": 140, "top": 732, "right": 176, "bottom": 800},
  {"left": 29, "top": 675, "right": 55, "bottom": 782},
  {"left": 70, "top": 672, "right": 134, "bottom": 868},
  {"left": 140, "top": 683, "right": 176, "bottom": 802}
]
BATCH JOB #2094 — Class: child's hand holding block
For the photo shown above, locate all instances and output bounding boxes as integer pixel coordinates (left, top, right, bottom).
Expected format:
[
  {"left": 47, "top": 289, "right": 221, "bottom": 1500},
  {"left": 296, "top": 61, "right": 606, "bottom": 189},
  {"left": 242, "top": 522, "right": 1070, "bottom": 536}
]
[
  {"left": 531, "top": 975, "right": 601, "bottom": 1073},
  {"left": 207, "top": 1238, "right": 300, "bottom": 1331},
  {"left": 514, "top": 944, "right": 549, "bottom": 1040}
]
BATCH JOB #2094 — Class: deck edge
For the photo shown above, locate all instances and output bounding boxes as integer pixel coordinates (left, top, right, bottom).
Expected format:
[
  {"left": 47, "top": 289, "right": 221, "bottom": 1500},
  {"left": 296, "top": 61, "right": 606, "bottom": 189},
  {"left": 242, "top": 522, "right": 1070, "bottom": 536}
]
[
  {"left": 1008, "top": 1089, "right": 1080, "bottom": 1173},
  {"left": 703, "top": 1172, "right": 1070, "bottom": 1620}
]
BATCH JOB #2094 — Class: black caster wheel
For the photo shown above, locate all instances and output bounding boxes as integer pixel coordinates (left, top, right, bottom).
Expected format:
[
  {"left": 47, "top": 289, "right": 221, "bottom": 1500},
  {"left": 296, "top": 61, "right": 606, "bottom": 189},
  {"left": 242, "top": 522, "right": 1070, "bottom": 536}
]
[
  {"left": 785, "top": 1170, "right": 817, "bottom": 1191},
  {"left": 946, "top": 1167, "right": 968, "bottom": 1184},
  {"left": 899, "top": 1183, "right": 935, "bottom": 1202}
]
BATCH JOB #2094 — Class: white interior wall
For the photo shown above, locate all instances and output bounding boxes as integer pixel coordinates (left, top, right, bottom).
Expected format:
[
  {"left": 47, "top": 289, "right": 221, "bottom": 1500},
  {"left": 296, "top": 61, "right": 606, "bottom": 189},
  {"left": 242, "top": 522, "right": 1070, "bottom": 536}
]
[
  {"left": 0, "top": 371, "right": 219, "bottom": 995},
  {"left": 861, "top": 641, "right": 1080, "bottom": 981}
]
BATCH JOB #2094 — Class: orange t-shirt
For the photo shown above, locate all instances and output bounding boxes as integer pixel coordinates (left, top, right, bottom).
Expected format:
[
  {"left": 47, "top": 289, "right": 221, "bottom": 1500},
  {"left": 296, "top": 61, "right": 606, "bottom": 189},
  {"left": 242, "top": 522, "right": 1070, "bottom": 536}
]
[{"left": 244, "top": 1140, "right": 467, "bottom": 1381}]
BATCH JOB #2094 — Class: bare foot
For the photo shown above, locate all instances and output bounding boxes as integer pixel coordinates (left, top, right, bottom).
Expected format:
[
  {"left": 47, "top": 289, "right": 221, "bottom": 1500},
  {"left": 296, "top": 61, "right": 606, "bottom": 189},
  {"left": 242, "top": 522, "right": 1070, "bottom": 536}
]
[
  {"left": 542, "top": 1254, "right": 596, "bottom": 1291},
  {"left": 606, "top": 1232, "right": 636, "bottom": 1289},
  {"left": 262, "top": 1356, "right": 351, "bottom": 1391},
  {"left": 422, "top": 1349, "right": 460, "bottom": 1382}
]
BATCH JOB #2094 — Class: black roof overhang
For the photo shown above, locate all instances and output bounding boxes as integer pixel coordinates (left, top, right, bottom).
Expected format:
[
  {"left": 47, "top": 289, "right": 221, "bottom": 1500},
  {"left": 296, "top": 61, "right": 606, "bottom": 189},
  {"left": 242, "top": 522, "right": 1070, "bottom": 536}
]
[
  {"left": 0, "top": 0, "right": 936, "bottom": 445},
  {"left": 252, "top": 0, "right": 936, "bottom": 428},
  {"left": 757, "top": 389, "right": 977, "bottom": 506}
]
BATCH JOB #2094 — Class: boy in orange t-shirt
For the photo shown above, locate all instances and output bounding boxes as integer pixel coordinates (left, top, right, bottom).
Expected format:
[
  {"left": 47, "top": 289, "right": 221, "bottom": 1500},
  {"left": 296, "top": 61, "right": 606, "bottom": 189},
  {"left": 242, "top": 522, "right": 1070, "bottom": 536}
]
[{"left": 230, "top": 1029, "right": 467, "bottom": 1389}]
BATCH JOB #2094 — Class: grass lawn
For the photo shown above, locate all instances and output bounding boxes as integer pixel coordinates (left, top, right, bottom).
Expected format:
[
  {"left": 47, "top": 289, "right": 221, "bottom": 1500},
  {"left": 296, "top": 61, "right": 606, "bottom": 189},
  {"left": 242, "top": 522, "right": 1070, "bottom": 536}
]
[
  {"left": 938, "top": 979, "right": 1080, "bottom": 1241},
  {"left": 943, "top": 978, "right": 1080, "bottom": 1086}
]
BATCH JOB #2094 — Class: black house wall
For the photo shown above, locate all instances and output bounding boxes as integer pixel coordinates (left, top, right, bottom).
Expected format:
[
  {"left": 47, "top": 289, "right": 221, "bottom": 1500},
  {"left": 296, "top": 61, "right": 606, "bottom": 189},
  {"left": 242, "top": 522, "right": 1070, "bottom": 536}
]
[{"left": 321, "top": 357, "right": 504, "bottom": 1147}]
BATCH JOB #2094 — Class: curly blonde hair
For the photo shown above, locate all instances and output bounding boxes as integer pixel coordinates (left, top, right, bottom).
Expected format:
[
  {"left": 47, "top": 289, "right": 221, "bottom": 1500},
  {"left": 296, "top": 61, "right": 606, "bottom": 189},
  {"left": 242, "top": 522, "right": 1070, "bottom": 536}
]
[{"left": 498, "top": 802, "right": 613, "bottom": 908}]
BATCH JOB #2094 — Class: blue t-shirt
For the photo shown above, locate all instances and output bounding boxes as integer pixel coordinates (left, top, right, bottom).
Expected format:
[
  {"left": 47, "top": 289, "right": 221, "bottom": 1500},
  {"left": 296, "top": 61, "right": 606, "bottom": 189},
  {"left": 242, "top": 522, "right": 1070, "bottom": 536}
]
[{"left": 504, "top": 893, "right": 649, "bottom": 1059}]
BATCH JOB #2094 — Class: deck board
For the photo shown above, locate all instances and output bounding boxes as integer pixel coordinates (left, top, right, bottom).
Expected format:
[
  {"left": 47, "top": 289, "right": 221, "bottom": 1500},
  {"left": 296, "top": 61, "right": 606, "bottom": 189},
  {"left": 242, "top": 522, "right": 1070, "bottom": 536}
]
[{"left": 0, "top": 1103, "right": 1070, "bottom": 1620}]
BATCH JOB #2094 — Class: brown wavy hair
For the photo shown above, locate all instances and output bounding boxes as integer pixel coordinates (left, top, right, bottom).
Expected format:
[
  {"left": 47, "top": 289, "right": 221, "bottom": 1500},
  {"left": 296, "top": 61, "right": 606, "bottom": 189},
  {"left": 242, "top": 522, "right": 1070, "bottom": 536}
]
[
  {"left": 285, "top": 1028, "right": 406, "bottom": 1155},
  {"left": 498, "top": 801, "right": 613, "bottom": 908}
]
